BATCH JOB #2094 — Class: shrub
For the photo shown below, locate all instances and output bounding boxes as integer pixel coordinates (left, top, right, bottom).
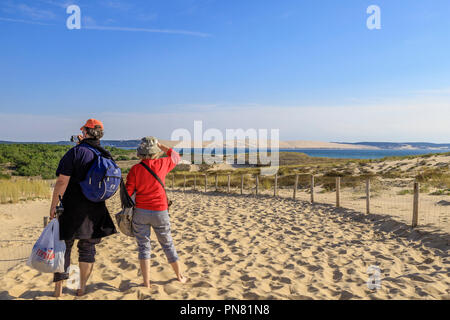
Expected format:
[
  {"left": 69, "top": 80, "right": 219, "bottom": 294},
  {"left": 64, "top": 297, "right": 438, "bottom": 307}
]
[{"left": 116, "top": 155, "right": 129, "bottom": 161}]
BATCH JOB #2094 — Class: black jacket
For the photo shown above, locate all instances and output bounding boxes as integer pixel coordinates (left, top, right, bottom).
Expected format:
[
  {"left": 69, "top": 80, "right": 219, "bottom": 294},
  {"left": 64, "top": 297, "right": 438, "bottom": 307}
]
[{"left": 57, "top": 138, "right": 117, "bottom": 240}]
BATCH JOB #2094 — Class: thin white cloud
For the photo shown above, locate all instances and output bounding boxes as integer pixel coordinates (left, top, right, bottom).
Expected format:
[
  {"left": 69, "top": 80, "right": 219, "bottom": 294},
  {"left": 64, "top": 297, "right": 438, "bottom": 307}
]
[
  {"left": 83, "top": 25, "right": 211, "bottom": 37},
  {"left": 82, "top": 15, "right": 97, "bottom": 27},
  {"left": 100, "top": 0, "right": 133, "bottom": 11},
  {"left": 38, "top": 0, "right": 75, "bottom": 9},
  {"left": 0, "top": 16, "right": 211, "bottom": 37},
  {"left": 1, "top": 2, "right": 57, "bottom": 21},
  {"left": 0, "top": 16, "right": 54, "bottom": 26}
]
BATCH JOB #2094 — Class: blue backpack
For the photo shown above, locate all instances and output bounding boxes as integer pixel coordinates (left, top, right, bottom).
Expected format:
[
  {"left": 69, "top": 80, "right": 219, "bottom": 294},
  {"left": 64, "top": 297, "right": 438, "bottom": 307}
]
[{"left": 79, "top": 145, "right": 122, "bottom": 202}]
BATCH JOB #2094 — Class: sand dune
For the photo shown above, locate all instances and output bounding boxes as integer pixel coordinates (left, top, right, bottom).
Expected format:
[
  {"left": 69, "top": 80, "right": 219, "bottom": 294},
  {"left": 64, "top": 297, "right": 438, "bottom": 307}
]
[
  {"left": 0, "top": 191, "right": 448, "bottom": 300},
  {"left": 159, "top": 139, "right": 378, "bottom": 150}
]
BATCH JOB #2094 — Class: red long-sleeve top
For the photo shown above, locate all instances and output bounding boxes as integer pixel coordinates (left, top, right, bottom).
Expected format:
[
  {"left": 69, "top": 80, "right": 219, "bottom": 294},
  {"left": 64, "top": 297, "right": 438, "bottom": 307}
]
[{"left": 125, "top": 148, "right": 180, "bottom": 211}]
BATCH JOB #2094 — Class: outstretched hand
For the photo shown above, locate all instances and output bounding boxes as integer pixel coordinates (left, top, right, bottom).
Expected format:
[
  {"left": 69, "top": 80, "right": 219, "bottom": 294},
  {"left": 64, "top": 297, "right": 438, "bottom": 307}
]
[{"left": 50, "top": 207, "right": 56, "bottom": 220}]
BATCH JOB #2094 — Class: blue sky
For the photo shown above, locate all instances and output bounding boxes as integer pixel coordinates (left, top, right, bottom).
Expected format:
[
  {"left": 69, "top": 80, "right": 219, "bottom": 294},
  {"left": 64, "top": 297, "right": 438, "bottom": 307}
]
[{"left": 0, "top": 0, "right": 449, "bottom": 142}]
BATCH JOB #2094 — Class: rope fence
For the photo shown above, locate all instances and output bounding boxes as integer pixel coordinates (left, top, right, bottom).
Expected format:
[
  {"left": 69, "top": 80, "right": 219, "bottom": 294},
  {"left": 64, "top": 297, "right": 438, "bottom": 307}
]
[
  {"left": 169, "top": 173, "right": 450, "bottom": 234},
  {"left": 0, "top": 240, "right": 34, "bottom": 276},
  {"left": 1, "top": 172, "right": 448, "bottom": 275}
]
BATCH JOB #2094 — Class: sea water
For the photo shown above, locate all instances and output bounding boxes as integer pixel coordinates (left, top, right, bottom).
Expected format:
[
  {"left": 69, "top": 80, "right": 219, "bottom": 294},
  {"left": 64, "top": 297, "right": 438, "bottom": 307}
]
[{"left": 119, "top": 147, "right": 450, "bottom": 160}]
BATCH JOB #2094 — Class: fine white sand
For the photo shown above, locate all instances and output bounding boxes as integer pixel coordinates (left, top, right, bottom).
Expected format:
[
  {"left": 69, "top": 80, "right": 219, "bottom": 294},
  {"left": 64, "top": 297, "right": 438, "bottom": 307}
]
[{"left": 0, "top": 191, "right": 448, "bottom": 300}]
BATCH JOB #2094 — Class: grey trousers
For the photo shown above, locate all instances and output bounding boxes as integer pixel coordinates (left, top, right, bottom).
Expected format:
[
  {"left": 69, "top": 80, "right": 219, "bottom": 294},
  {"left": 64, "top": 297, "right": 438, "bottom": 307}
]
[{"left": 132, "top": 208, "right": 179, "bottom": 263}]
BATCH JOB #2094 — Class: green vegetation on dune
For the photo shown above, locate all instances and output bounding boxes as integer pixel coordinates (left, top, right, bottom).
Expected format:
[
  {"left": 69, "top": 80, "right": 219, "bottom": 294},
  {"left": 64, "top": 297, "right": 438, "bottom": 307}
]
[
  {"left": 0, "top": 144, "right": 71, "bottom": 179},
  {"left": 0, "top": 144, "right": 136, "bottom": 179},
  {"left": 0, "top": 145, "right": 448, "bottom": 195}
]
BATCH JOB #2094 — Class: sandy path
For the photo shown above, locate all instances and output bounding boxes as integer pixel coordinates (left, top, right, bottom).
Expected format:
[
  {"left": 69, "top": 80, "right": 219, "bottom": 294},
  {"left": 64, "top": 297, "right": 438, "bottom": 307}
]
[{"left": 0, "top": 191, "right": 448, "bottom": 300}]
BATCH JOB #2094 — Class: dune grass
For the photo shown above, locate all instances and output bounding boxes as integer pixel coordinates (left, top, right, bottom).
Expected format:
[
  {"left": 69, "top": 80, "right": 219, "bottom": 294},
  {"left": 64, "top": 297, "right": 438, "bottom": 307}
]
[{"left": 0, "top": 178, "right": 52, "bottom": 204}]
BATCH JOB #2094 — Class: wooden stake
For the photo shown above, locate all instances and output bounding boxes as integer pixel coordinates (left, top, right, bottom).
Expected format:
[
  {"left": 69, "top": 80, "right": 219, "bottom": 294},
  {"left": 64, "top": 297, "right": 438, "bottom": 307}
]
[
  {"left": 43, "top": 216, "right": 49, "bottom": 227},
  {"left": 412, "top": 182, "right": 419, "bottom": 228},
  {"left": 204, "top": 174, "right": 207, "bottom": 193},
  {"left": 336, "top": 177, "right": 341, "bottom": 208},
  {"left": 293, "top": 174, "right": 299, "bottom": 199},
  {"left": 183, "top": 175, "right": 186, "bottom": 192},
  {"left": 366, "top": 178, "right": 370, "bottom": 214},
  {"left": 215, "top": 174, "right": 218, "bottom": 191},
  {"left": 274, "top": 173, "right": 278, "bottom": 197},
  {"left": 241, "top": 174, "right": 244, "bottom": 195},
  {"left": 310, "top": 175, "right": 315, "bottom": 203},
  {"left": 227, "top": 174, "right": 231, "bottom": 193},
  {"left": 255, "top": 175, "right": 259, "bottom": 195}
]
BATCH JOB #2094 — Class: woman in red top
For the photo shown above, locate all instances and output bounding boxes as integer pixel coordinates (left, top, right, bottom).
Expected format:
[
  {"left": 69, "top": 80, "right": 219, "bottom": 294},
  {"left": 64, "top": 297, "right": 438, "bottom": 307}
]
[{"left": 126, "top": 137, "right": 186, "bottom": 287}]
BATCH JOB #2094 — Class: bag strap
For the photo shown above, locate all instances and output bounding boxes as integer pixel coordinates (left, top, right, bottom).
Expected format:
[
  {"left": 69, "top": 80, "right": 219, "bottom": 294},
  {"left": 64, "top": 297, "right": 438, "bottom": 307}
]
[
  {"left": 79, "top": 142, "right": 113, "bottom": 159},
  {"left": 80, "top": 144, "right": 102, "bottom": 157},
  {"left": 120, "top": 177, "right": 135, "bottom": 208},
  {"left": 139, "top": 162, "right": 172, "bottom": 210}
]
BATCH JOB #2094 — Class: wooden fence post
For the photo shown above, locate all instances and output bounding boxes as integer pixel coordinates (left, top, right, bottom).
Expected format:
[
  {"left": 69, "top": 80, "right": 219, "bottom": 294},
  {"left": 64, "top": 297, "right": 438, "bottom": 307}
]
[
  {"left": 336, "top": 177, "right": 341, "bottom": 207},
  {"left": 241, "top": 174, "right": 244, "bottom": 195},
  {"left": 412, "top": 182, "right": 419, "bottom": 228},
  {"left": 215, "top": 174, "right": 218, "bottom": 191},
  {"left": 310, "top": 175, "right": 315, "bottom": 203},
  {"left": 293, "top": 174, "right": 299, "bottom": 199},
  {"left": 204, "top": 174, "right": 207, "bottom": 193},
  {"left": 43, "top": 216, "right": 49, "bottom": 227},
  {"left": 183, "top": 175, "right": 186, "bottom": 192},
  {"left": 274, "top": 173, "right": 278, "bottom": 197},
  {"left": 255, "top": 175, "right": 259, "bottom": 195},
  {"left": 366, "top": 178, "right": 370, "bottom": 214},
  {"left": 227, "top": 174, "right": 231, "bottom": 193}
]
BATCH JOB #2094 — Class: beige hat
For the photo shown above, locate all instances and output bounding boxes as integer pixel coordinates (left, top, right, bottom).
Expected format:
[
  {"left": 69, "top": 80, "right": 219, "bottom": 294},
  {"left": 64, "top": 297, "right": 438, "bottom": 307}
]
[{"left": 137, "top": 136, "right": 161, "bottom": 156}]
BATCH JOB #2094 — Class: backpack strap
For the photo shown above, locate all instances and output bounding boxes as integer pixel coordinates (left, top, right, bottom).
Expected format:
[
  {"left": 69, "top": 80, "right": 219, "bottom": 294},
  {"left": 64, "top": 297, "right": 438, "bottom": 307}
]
[
  {"left": 78, "top": 141, "right": 113, "bottom": 159},
  {"left": 139, "top": 162, "right": 172, "bottom": 211},
  {"left": 79, "top": 143, "right": 102, "bottom": 157}
]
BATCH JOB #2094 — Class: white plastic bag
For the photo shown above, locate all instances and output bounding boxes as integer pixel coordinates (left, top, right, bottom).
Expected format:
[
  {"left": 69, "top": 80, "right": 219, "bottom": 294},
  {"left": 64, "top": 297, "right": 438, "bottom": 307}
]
[{"left": 26, "top": 219, "right": 66, "bottom": 273}]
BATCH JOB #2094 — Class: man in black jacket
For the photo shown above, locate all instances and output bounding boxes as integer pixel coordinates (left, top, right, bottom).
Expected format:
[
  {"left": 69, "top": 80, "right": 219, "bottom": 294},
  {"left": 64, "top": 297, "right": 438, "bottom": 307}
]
[{"left": 50, "top": 119, "right": 117, "bottom": 297}]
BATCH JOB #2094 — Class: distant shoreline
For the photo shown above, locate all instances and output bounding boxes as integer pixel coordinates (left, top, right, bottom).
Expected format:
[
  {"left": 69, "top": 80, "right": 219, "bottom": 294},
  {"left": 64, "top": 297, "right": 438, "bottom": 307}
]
[
  {"left": 117, "top": 147, "right": 450, "bottom": 160},
  {"left": 1, "top": 140, "right": 450, "bottom": 151}
]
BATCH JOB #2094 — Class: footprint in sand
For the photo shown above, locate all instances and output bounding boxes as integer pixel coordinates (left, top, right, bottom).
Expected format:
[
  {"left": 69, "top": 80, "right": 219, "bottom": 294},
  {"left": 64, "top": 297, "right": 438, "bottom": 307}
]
[
  {"left": 192, "top": 280, "right": 213, "bottom": 288},
  {"left": 113, "top": 258, "right": 137, "bottom": 271},
  {"left": 242, "top": 292, "right": 260, "bottom": 299},
  {"left": 151, "top": 261, "right": 159, "bottom": 267},
  {"left": 333, "top": 270, "right": 343, "bottom": 281},
  {"left": 240, "top": 275, "right": 257, "bottom": 282},
  {"left": 217, "top": 288, "right": 228, "bottom": 296},
  {"left": 101, "top": 271, "right": 119, "bottom": 281},
  {"left": 272, "top": 276, "right": 291, "bottom": 284},
  {"left": 185, "top": 261, "right": 197, "bottom": 268},
  {"left": 163, "top": 284, "right": 178, "bottom": 295}
]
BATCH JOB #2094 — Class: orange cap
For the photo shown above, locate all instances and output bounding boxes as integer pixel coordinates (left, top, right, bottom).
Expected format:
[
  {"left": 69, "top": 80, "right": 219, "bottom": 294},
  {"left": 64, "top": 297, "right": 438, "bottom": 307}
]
[{"left": 80, "top": 119, "right": 104, "bottom": 130}]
